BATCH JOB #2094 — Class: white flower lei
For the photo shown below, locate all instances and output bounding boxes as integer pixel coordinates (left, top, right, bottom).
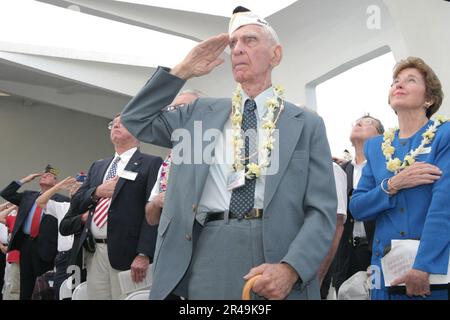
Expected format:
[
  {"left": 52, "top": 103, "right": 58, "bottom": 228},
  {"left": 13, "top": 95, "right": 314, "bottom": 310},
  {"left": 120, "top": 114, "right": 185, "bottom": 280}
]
[
  {"left": 382, "top": 115, "right": 448, "bottom": 173},
  {"left": 231, "top": 84, "right": 284, "bottom": 179}
]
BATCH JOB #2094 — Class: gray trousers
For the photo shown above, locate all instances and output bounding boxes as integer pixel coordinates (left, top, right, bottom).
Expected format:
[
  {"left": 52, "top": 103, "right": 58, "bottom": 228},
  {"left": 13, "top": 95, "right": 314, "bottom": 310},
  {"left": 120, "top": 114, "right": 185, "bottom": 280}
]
[
  {"left": 2, "top": 262, "right": 20, "bottom": 300},
  {"left": 187, "top": 218, "right": 265, "bottom": 300}
]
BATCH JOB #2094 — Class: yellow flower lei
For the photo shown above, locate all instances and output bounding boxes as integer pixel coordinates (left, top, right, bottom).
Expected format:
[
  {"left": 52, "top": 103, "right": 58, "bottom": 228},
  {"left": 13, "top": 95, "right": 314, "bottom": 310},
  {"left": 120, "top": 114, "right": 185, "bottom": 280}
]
[
  {"left": 231, "top": 84, "right": 284, "bottom": 179},
  {"left": 382, "top": 115, "right": 448, "bottom": 173}
]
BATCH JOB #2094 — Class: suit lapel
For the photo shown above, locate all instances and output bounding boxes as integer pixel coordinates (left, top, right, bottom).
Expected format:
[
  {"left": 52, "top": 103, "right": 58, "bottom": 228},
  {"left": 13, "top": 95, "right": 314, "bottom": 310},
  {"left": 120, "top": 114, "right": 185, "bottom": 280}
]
[
  {"left": 264, "top": 105, "right": 304, "bottom": 208},
  {"left": 111, "top": 150, "right": 142, "bottom": 203},
  {"left": 193, "top": 100, "right": 231, "bottom": 204},
  {"left": 97, "top": 157, "right": 113, "bottom": 187},
  {"left": 16, "top": 192, "right": 39, "bottom": 230},
  {"left": 346, "top": 162, "right": 354, "bottom": 197}
]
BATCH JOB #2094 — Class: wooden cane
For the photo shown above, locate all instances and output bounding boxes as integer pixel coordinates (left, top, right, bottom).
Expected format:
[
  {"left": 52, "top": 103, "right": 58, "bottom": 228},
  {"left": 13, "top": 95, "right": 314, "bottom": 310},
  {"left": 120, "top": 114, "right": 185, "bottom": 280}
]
[{"left": 241, "top": 274, "right": 262, "bottom": 300}]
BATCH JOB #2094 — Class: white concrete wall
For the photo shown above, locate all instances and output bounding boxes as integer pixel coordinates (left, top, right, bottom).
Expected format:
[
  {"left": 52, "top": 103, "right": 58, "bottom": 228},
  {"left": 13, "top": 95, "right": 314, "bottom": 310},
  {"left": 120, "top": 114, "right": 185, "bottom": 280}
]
[
  {"left": 0, "top": 97, "right": 167, "bottom": 192},
  {"left": 4, "top": 0, "right": 449, "bottom": 117},
  {"left": 383, "top": 0, "right": 450, "bottom": 115},
  {"left": 269, "top": 0, "right": 405, "bottom": 107},
  {"left": 264, "top": 0, "right": 448, "bottom": 117}
]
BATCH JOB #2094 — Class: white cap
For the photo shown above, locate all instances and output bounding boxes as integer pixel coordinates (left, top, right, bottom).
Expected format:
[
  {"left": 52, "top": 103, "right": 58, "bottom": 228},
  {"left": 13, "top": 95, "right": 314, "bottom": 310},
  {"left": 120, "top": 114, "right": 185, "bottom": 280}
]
[
  {"left": 337, "top": 271, "right": 370, "bottom": 300},
  {"left": 228, "top": 6, "right": 279, "bottom": 42}
]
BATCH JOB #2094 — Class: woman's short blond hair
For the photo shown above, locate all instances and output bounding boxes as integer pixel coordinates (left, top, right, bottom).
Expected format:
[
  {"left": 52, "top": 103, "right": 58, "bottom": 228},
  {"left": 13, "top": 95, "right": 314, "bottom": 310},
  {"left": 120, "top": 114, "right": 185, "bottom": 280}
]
[{"left": 392, "top": 57, "right": 443, "bottom": 118}]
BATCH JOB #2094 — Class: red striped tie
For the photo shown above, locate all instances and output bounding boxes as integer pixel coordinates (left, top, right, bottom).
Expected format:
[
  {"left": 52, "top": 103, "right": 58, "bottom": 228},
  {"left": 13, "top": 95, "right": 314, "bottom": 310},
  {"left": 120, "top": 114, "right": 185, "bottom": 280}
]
[
  {"left": 30, "top": 205, "right": 42, "bottom": 238},
  {"left": 93, "top": 198, "right": 111, "bottom": 228},
  {"left": 93, "top": 157, "right": 120, "bottom": 228}
]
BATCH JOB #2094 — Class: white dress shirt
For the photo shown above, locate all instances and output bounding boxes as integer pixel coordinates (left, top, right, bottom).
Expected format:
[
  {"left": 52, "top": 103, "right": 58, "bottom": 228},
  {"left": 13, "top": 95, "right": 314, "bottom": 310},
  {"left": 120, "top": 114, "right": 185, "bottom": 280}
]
[
  {"left": 90, "top": 147, "right": 138, "bottom": 239},
  {"left": 352, "top": 159, "right": 367, "bottom": 238},
  {"left": 45, "top": 200, "right": 74, "bottom": 252},
  {"left": 197, "top": 87, "right": 275, "bottom": 215},
  {"left": 148, "top": 165, "right": 163, "bottom": 203},
  {"left": 333, "top": 162, "right": 347, "bottom": 222},
  {"left": 0, "top": 223, "right": 8, "bottom": 244}
]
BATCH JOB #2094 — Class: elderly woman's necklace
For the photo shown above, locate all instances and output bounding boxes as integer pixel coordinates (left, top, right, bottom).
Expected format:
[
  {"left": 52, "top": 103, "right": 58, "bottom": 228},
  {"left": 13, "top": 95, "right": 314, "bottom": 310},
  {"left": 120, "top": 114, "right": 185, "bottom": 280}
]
[{"left": 382, "top": 115, "right": 448, "bottom": 173}]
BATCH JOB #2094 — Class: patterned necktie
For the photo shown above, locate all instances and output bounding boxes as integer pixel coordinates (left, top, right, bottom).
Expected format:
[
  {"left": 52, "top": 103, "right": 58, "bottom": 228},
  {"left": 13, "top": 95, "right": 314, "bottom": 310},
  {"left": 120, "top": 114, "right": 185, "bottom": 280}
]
[
  {"left": 93, "top": 156, "right": 120, "bottom": 228},
  {"left": 229, "top": 99, "right": 257, "bottom": 219}
]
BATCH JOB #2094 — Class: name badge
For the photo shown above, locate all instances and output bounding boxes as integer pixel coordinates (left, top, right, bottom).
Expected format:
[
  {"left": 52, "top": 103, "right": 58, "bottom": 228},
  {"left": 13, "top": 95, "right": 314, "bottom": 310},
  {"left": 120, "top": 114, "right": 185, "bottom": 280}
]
[
  {"left": 227, "top": 170, "right": 245, "bottom": 191},
  {"left": 119, "top": 170, "right": 138, "bottom": 181},
  {"left": 417, "top": 147, "right": 431, "bottom": 155}
]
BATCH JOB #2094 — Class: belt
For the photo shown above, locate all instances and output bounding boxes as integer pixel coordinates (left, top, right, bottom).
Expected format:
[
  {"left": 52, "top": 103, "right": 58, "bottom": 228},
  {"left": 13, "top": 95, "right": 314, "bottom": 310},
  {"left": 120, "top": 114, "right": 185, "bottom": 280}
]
[
  {"left": 205, "top": 208, "right": 263, "bottom": 224},
  {"left": 94, "top": 238, "right": 107, "bottom": 244},
  {"left": 352, "top": 236, "right": 368, "bottom": 247}
]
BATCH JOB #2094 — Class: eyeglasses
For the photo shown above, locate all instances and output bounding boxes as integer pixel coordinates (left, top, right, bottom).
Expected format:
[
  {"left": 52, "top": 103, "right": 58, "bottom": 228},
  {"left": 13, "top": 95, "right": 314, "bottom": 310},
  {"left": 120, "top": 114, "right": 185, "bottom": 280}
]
[
  {"left": 108, "top": 120, "right": 122, "bottom": 130},
  {"left": 352, "top": 118, "right": 375, "bottom": 127}
]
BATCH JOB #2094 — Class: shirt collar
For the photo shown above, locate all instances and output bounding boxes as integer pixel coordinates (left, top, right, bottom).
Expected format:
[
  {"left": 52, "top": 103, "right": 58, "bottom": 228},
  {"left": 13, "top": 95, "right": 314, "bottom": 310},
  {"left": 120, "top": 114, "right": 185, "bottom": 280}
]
[
  {"left": 242, "top": 86, "right": 274, "bottom": 121},
  {"left": 351, "top": 159, "right": 367, "bottom": 168},
  {"left": 114, "top": 147, "right": 137, "bottom": 164}
]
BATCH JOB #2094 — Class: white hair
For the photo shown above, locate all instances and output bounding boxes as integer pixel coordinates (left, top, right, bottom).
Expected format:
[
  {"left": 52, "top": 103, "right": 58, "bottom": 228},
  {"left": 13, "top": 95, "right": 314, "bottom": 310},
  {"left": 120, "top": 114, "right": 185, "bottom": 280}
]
[{"left": 261, "top": 24, "right": 280, "bottom": 45}]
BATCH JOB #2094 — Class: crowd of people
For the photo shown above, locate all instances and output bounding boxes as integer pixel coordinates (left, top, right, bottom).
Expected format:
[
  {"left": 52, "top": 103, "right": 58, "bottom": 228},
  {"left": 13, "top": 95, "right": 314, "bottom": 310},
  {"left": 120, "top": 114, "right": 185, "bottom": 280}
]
[{"left": 0, "top": 6, "right": 448, "bottom": 301}]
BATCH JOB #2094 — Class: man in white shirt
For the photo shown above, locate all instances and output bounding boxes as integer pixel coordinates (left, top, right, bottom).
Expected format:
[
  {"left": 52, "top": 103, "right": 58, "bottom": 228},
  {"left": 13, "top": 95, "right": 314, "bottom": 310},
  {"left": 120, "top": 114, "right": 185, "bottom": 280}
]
[
  {"left": 318, "top": 162, "right": 348, "bottom": 299},
  {"left": 36, "top": 176, "right": 81, "bottom": 299},
  {"left": 121, "top": 6, "right": 337, "bottom": 300},
  {"left": 332, "top": 115, "right": 384, "bottom": 293},
  {"left": 60, "top": 114, "right": 162, "bottom": 300}
]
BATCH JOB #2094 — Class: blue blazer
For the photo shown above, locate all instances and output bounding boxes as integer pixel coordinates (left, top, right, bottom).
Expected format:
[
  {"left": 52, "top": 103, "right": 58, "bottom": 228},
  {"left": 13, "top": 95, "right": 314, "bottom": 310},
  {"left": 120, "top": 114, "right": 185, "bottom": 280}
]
[{"left": 350, "top": 120, "right": 450, "bottom": 299}]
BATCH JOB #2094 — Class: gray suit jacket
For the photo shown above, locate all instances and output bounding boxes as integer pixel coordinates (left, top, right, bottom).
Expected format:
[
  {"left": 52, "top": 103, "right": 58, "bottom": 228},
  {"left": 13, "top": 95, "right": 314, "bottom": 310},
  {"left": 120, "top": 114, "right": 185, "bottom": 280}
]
[{"left": 121, "top": 67, "right": 337, "bottom": 300}]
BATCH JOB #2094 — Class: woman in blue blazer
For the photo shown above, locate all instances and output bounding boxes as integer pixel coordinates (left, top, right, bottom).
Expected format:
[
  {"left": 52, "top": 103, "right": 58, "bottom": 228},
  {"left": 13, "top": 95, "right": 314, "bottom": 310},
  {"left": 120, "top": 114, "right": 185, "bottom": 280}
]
[{"left": 350, "top": 57, "right": 449, "bottom": 300}]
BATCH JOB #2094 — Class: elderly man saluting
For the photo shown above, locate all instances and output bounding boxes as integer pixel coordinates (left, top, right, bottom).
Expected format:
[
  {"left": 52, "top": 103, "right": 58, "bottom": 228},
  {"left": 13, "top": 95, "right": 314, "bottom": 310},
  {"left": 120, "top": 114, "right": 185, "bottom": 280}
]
[{"left": 121, "top": 7, "right": 337, "bottom": 300}]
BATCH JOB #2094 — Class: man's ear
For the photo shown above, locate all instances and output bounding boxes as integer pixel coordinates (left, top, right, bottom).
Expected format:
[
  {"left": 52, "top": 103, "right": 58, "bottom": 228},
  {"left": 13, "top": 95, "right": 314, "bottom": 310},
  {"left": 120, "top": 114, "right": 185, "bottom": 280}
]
[{"left": 271, "top": 45, "right": 283, "bottom": 68}]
